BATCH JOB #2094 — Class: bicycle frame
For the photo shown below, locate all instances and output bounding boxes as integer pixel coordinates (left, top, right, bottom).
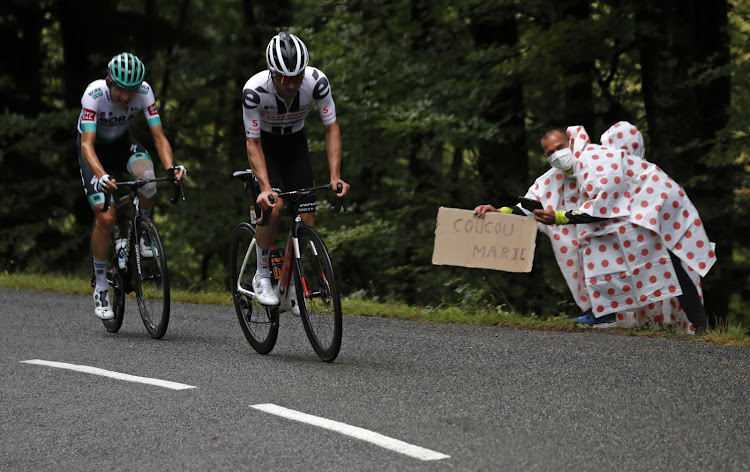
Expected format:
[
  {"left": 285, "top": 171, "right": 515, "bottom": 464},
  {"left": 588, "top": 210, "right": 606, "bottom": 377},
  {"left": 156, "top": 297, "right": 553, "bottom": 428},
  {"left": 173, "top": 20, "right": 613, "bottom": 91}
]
[{"left": 235, "top": 214, "right": 309, "bottom": 304}]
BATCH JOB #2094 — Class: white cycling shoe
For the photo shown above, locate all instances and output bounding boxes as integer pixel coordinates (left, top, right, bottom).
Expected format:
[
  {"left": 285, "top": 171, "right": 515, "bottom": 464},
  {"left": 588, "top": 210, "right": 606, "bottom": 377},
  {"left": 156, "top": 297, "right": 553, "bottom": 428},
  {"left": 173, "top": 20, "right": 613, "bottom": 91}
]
[
  {"left": 93, "top": 289, "right": 115, "bottom": 320},
  {"left": 252, "top": 274, "right": 280, "bottom": 306},
  {"left": 280, "top": 281, "right": 301, "bottom": 316},
  {"left": 139, "top": 233, "right": 154, "bottom": 258}
]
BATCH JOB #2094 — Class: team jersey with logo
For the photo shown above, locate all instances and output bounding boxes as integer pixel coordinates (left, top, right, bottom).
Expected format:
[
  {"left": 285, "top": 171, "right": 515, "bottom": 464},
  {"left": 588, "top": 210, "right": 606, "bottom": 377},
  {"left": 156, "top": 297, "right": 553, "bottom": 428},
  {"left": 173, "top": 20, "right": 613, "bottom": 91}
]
[
  {"left": 242, "top": 67, "right": 336, "bottom": 137},
  {"left": 77, "top": 79, "right": 162, "bottom": 142}
]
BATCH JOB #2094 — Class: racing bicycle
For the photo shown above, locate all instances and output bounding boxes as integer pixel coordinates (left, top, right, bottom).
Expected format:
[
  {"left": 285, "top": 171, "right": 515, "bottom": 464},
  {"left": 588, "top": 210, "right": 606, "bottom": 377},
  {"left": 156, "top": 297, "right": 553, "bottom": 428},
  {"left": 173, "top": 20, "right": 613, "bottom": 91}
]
[
  {"left": 91, "top": 175, "right": 184, "bottom": 339},
  {"left": 229, "top": 169, "right": 344, "bottom": 362}
]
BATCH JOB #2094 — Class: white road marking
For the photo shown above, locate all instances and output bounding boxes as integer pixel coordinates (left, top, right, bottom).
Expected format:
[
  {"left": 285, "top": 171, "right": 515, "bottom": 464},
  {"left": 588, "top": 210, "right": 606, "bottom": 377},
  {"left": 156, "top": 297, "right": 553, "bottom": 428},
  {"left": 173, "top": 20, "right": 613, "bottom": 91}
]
[
  {"left": 21, "top": 359, "right": 196, "bottom": 391},
  {"left": 251, "top": 403, "right": 450, "bottom": 461}
]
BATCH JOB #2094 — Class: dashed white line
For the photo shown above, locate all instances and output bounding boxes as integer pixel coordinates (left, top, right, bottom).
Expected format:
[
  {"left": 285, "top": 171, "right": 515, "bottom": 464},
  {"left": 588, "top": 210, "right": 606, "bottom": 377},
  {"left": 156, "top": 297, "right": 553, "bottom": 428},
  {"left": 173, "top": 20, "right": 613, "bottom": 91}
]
[
  {"left": 251, "top": 403, "right": 450, "bottom": 461},
  {"left": 21, "top": 359, "right": 196, "bottom": 390}
]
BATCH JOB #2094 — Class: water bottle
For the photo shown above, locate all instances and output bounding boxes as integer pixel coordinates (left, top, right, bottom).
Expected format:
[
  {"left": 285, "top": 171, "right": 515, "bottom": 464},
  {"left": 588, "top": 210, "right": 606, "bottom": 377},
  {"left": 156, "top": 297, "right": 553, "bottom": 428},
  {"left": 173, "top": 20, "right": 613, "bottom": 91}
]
[{"left": 270, "top": 248, "right": 282, "bottom": 281}]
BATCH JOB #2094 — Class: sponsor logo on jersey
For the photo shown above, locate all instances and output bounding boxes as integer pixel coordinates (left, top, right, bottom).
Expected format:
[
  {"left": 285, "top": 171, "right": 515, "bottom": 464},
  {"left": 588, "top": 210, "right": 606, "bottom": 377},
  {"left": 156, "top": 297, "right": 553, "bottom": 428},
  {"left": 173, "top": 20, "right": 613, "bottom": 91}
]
[
  {"left": 82, "top": 108, "right": 96, "bottom": 121},
  {"left": 98, "top": 114, "right": 137, "bottom": 125},
  {"left": 147, "top": 104, "right": 158, "bottom": 116},
  {"left": 88, "top": 88, "right": 103, "bottom": 100},
  {"left": 312, "top": 77, "right": 330, "bottom": 100},
  {"left": 243, "top": 88, "right": 261, "bottom": 110},
  {"left": 138, "top": 84, "right": 150, "bottom": 94}
]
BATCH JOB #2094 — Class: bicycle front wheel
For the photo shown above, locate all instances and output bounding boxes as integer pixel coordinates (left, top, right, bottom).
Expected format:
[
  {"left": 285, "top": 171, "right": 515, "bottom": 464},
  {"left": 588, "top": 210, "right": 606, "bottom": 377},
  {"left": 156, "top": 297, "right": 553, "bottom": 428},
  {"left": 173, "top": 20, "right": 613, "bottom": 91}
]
[
  {"left": 133, "top": 217, "right": 170, "bottom": 339},
  {"left": 229, "top": 222, "right": 279, "bottom": 354},
  {"left": 294, "top": 226, "right": 342, "bottom": 362}
]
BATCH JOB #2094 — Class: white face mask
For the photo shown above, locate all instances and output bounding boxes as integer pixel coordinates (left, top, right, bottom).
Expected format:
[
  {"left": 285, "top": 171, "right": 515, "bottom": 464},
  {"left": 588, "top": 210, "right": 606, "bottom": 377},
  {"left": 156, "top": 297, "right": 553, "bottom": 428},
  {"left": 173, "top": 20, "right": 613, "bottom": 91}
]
[{"left": 547, "top": 147, "right": 574, "bottom": 170}]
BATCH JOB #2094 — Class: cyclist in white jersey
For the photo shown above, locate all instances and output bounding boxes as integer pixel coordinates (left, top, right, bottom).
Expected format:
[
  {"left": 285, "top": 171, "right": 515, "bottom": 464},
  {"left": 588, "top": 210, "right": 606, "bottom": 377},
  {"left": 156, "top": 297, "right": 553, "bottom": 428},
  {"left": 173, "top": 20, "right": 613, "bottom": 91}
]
[
  {"left": 242, "top": 32, "right": 350, "bottom": 308},
  {"left": 77, "top": 52, "right": 186, "bottom": 320}
]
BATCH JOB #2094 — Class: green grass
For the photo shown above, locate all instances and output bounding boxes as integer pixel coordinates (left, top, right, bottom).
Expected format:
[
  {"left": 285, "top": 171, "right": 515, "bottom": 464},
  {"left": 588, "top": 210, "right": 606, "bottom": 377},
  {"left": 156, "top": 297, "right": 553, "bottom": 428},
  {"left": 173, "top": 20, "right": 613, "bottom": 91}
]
[{"left": 2, "top": 271, "right": 748, "bottom": 348}]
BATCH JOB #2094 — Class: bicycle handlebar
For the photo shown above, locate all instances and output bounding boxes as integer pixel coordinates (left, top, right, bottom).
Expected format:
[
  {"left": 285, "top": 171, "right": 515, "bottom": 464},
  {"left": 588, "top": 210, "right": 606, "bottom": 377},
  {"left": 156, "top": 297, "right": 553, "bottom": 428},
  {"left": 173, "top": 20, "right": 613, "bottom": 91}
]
[
  {"left": 99, "top": 176, "right": 185, "bottom": 212},
  {"left": 231, "top": 169, "right": 346, "bottom": 225}
]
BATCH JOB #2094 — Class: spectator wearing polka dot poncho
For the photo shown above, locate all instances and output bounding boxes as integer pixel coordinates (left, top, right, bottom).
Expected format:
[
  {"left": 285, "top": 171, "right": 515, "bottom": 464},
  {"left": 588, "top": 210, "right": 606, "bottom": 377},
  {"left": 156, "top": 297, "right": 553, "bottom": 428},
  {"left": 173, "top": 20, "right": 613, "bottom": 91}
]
[
  {"left": 475, "top": 129, "right": 591, "bottom": 320},
  {"left": 534, "top": 122, "right": 716, "bottom": 333}
]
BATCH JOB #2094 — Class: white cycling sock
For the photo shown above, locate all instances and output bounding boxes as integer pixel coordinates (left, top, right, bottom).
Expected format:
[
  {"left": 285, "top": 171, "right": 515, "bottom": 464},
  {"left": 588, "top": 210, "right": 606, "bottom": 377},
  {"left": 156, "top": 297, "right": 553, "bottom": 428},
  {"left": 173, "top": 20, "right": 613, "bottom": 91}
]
[
  {"left": 93, "top": 257, "right": 109, "bottom": 292},
  {"left": 256, "top": 246, "right": 271, "bottom": 278}
]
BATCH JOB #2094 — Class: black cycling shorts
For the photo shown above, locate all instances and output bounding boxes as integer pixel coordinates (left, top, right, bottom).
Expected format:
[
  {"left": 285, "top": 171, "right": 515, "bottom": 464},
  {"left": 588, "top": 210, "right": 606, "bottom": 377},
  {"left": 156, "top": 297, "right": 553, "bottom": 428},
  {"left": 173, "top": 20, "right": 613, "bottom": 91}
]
[
  {"left": 261, "top": 129, "right": 316, "bottom": 213},
  {"left": 77, "top": 132, "right": 152, "bottom": 207}
]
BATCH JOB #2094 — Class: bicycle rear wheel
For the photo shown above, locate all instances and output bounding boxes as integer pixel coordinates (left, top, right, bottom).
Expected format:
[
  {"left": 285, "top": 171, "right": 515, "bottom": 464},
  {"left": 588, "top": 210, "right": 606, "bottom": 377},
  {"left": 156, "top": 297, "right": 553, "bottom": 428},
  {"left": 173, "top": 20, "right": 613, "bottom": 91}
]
[
  {"left": 229, "top": 222, "right": 279, "bottom": 354},
  {"left": 294, "top": 226, "right": 342, "bottom": 362},
  {"left": 133, "top": 216, "right": 170, "bottom": 339}
]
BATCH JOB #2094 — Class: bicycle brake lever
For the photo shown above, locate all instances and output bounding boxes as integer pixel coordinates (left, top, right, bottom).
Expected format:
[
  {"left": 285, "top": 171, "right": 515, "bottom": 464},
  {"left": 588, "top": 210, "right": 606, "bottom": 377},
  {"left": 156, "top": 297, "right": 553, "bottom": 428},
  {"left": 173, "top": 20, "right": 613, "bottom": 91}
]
[
  {"left": 330, "top": 183, "right": 347, "bottom": 214},
  {"left": 170, "top": 181, "right": 185, "bottom": 204},
  {"left": 330, "top": 197, "right": 347, "bottom": 214}
]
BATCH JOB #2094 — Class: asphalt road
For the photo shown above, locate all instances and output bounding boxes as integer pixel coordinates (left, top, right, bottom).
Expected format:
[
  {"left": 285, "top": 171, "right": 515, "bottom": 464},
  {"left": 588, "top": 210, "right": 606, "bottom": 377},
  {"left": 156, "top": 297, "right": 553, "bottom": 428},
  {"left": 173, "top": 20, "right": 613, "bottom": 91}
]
[{"left": 1, "top": 288, "right": 749, "bottom": 471}]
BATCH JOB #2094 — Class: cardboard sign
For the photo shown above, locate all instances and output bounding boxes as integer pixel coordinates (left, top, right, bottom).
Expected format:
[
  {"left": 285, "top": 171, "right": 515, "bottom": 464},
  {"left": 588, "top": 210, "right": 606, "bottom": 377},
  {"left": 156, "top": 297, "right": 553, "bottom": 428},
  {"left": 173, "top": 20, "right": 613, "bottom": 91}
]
[{"left": 432, "top": 207, "right": 537, "bottom": 273}]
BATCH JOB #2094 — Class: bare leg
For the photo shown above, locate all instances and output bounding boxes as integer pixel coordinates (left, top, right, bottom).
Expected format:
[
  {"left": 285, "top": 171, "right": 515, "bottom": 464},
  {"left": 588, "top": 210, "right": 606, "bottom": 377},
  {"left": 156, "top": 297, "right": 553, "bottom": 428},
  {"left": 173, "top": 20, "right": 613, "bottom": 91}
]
[
  {"left": 91, "top": 204, "right": 116, "bottom": 260},
  {"left": 130, "top": 158, "right": 156, "bottom": 217}
]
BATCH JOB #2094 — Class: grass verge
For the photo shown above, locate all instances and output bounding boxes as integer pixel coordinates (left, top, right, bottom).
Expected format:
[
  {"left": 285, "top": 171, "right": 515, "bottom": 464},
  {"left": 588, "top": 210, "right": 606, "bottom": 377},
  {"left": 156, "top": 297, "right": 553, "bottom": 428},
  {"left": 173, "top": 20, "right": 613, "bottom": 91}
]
[{"left": 2, "top": 271, "right": 747, "bottom": 348}]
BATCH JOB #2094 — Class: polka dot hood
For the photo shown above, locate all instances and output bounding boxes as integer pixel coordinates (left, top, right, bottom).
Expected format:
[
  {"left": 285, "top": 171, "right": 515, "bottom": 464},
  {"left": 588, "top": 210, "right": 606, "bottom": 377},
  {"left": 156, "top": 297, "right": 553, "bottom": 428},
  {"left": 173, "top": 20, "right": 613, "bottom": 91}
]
[{"left": 600, "top": 121, "right": 645, "bottom": 158}]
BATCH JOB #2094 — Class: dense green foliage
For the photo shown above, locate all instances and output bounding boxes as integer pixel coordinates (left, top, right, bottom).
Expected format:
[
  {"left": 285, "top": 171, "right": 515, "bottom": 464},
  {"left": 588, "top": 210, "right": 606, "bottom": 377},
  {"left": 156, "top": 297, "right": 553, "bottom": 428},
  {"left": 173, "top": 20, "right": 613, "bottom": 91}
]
[{"left": 1, "top": 0, "right": 748, "bottom": 326}]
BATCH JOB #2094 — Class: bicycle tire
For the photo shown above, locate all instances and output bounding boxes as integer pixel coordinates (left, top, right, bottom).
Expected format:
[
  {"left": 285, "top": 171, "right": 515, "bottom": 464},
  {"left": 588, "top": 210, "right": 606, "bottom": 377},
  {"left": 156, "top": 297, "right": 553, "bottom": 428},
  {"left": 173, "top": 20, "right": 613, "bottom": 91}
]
[
  {"left": 90, "top": 222, "right": 126, "bottom": 333},
  {"left": 133, "top": 216, "right": 170, "bottom": 339},
  {"left": 294, "top": 226, "right": 342, "bottom": 362},
  {"left": 229, "top": 222, "right": 279, "bottom": 354}
]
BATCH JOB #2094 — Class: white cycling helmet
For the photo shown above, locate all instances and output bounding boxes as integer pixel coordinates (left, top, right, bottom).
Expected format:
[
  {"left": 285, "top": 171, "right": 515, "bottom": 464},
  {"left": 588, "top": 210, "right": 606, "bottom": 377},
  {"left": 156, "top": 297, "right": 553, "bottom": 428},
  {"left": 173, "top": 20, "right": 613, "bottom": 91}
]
[{"left": 265, "top": 32, "right": 309, "bottom": 76}]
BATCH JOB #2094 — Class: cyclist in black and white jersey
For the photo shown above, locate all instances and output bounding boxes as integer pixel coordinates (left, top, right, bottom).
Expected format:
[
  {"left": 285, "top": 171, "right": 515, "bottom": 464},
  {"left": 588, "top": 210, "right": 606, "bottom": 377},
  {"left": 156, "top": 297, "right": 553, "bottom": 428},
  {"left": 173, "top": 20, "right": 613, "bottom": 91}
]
[
  {"left": 242, "top": 32, "right": 350, "bottom": 308},
  {"left": 77, "top": 52, "right": 186, "bottom": 320}
]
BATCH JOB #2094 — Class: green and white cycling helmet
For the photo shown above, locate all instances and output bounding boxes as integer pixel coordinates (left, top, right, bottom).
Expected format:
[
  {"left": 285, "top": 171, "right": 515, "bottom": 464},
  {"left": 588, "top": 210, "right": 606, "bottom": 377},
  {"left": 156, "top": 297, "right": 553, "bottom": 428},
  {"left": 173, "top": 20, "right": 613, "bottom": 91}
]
[{"left": 107, "top": 52, "right": 146, "bottom": 89}]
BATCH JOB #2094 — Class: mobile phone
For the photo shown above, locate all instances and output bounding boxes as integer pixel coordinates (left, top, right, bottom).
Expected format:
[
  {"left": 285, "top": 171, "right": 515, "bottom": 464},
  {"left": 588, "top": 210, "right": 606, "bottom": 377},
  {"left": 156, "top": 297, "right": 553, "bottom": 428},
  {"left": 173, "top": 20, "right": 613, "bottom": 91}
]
[{"left": 518, "top": 197, "right": 543, "bottom": 211}]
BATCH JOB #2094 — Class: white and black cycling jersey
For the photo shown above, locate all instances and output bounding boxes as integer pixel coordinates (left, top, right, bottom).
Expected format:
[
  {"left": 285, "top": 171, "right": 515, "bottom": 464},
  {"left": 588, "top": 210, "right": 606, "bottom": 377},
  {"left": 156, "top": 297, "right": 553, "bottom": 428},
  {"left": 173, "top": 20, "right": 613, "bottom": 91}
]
[
  {"left": 242, "top": 67, "right": 336, "bottom": 137},
  {"left": 77, "top": 79, "right": 162, "bottom": 143}
]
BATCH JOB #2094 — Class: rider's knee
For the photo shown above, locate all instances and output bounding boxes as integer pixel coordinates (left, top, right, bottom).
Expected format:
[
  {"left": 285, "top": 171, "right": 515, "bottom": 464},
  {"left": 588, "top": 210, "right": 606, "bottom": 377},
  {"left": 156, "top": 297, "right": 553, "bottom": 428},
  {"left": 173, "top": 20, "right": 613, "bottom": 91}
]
[
  {"left": 96, "top": 210, "right": 116, "bottom": 231},
  {"left": 139, "top": 169, "right": 157, "bottom": 199}
]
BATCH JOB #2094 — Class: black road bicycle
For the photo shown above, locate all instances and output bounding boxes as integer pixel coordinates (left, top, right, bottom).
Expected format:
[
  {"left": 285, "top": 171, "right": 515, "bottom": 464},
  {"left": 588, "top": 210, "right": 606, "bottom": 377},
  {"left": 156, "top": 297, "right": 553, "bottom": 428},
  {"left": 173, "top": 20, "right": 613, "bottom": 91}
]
[
  {"left": 91, "top": 176, "right": 184, "bottom": 339},
  {"left": 229, "top": 170, "right": 344, "bottom": 362}
]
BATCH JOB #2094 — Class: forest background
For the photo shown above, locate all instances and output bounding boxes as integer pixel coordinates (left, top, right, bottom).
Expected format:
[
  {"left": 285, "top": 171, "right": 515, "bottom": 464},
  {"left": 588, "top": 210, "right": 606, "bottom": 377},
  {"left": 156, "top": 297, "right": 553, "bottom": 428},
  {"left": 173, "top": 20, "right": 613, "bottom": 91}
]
[{"left": 2, "top": 0, "right": 749, "bottom": 328}]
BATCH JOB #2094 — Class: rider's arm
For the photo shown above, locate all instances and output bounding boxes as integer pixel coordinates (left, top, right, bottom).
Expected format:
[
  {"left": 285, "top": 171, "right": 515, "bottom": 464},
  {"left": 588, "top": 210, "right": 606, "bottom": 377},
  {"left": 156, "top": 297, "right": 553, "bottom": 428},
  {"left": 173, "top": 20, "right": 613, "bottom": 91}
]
[
  {"left": 245, "top": 137, "right": 271, "bottom": 192},
  {"left": 80, "top": 131, "right": 116, "bottom": 191},
  {"left": 245, "top": 137, "right": 276, "bottom": 210},
  {"left": 149, "top": 124, "right": 174, "bottom": 170},
  {"left": 80, "top": 131, "right": 105, "bottom": 178},
  {"left": 324, "top": 121, "right": 349, "bottom": 196},
  {"left": 142, "top": 88, "right": 183, "bottom": 181}
]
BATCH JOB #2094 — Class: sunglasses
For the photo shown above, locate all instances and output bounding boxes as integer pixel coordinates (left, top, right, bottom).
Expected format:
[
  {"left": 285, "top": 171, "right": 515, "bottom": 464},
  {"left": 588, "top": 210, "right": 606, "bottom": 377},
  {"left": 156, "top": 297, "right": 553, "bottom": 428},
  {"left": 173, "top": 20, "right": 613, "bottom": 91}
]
[{"left": 274, "top": 73, "right": 305, "bottom": 86}]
